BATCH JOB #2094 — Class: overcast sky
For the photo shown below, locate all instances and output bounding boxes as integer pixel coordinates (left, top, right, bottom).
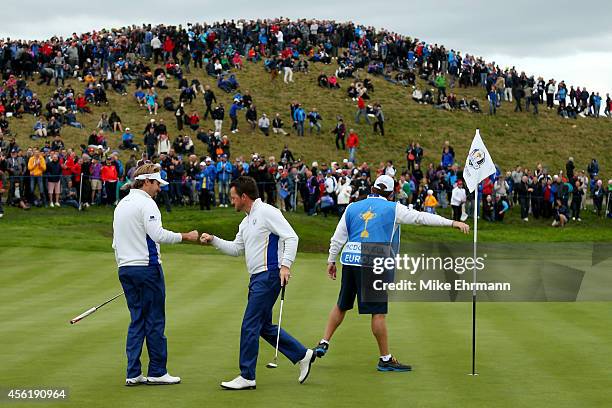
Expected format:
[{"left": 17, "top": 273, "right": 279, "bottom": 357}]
[{"left": 4, "top": 0, "right": 612, "bottom": 94}]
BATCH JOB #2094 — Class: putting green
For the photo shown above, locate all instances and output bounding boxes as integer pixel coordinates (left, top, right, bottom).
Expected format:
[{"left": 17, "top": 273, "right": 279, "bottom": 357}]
[{"left": 1, "top": 247, "right": 610, "bottom": 407}]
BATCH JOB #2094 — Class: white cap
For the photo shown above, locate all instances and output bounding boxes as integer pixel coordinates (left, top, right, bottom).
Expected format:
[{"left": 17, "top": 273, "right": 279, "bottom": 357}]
[
  {"left": 135, "top": 172, "right": 168, "bottom": 186},
  {"left": 374, "top": 175, "right": 394, "bottom": 193},
  {"left": 200, "top": 161, "right": 206, "bottom": 166}
]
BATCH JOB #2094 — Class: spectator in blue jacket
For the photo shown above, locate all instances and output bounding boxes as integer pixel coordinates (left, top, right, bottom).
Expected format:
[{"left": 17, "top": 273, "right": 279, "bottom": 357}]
[
  {"left": 229, "top": 99, "right": 243, "bottom": 133},
  {"left": 488, "top": 86, "right": 498, "bottom": 115},
  {"left": 121, "top": 128, "right": 139, "bottom": 151},
  {"left": 216, "top": 154, "right": 233, "bottom": 206},
  {"left": 293, "top": 104, "right": 306, "bottom": 136},
  {"left": 441, "top": 147, "right": 454, "bottom": 169},
  {"left": 307, "top": 108, "right": 322, "bottom": 134},
  {"left": 592, "top": 92, "right": 602, "bottom": 118},
  {"left": 203, "top": 157, "right": 217, "bottom": 206}
]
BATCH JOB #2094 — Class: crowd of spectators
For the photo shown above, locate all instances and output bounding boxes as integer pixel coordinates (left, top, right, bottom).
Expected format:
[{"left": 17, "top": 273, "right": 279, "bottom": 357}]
[{"left": 0, "top": 18, "right": 610, "bottom": 222}]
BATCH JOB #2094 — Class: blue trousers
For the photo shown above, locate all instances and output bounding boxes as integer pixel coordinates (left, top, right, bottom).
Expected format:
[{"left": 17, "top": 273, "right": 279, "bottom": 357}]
[
  {"left": 118, "top": 265, "right": 168, "bottom": 378},
  {"left": 240, "top": 269, "right": 307, "bottom": 380}
]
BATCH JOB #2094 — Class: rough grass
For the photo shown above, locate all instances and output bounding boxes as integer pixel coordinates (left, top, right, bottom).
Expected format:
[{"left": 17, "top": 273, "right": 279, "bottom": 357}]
[
  {"left": 0, "top": 204, "right": 610, "bottom": 255},
  {"left": 6, "top": 57, "right": 611, "bottom": 180}
]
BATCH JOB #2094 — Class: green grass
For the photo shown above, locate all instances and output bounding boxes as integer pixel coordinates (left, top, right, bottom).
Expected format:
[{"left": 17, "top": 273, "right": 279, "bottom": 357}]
[
  {"left": 2, "top": 44, "right": 611, "bottom": 406},
  {"left": 6, "top": 55, "right": 611, "bottom": 181},
  {"left": 0, "top": 209, "right": 611, "bottom": 407},
  {"left": 1, "top": 247, "right": 611, "bottom": 408}
]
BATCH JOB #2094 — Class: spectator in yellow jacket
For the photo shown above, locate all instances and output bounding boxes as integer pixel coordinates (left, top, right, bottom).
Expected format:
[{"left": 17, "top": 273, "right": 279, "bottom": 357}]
[
  {"left": 423, "top": 189, "right": 438, "bottom": 214},
  {"left": 28, "top": 149, "right": 46, "bottom": 204}
]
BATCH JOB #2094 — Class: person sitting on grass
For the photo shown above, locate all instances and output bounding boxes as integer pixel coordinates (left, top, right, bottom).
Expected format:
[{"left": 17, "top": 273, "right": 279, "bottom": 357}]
[
  {"left": 232, "top": 53, "right": 243, "bottom": 70},
  {"left": 318, "top": 72, "right": 329, "bottom": 87},
  {"left": 469, "top": 99, "right": 482, "bottom": 113},
  {"left": 187, "top": 111, "right": 200, "bottom": 131},
  {"left": 94, "top": 84, "right": 109, "bottom": 105},
  {"left": 155, "top": 71, "right": 169, "bottom": 89},
  {"left": 272, "top": 113, "right": 289, "bottom": 135},
  {"left": 84, "top": 84, "right": 96, "bottom": 102},
  {"left": 8, "top": 181, "right": 30, "bottom": 210},
  {"left": 60, "top": 179, "right": 80, "bottom": 209},
  {"left": 434, "top": 95, "right": 452, "bottom": 111},
  {"left": 552, "top": 198, "right": 569, "bottom": 227},
  {"left": 495, "top": 196, "right": 510, "bottom": 222},
  {"left": 327, "top": 75, "right": 340, "bottom": 89},
  {"left": 109, "top": 111, "right": 123, "bottom": 132},
  {"left": 217, "top": 75, "right": 233, "bottom": 93},
  {"left": 64, "top": 109, "right": 83, "bottom": 128},
  {"left": 422, "top": 88, "right": 434, "bottom": 105},
  {"left": 33, "top": 118, "right": 48, "bottom": 138},
  {"left": 145, "top": 88, "right": 158, "bottom": 115},
  {"left": 97, "top": 113, "right": 111, "bottom": 131},
  {"left": 179, "top": 86, "right": 195, "bottom": 104},
  {"left": 482, "top": 194, "right": 495, "bottom": 221},
  {"left": 296, "top": 58, "right": 309, "bottom": 73},
  {"left": 246, "top": 105, "right": 258, "bottom": 132},
  {"left": 134, "top": 87, "right": 146, "bottom": 107},
  {"left": 121, "top": 128, "right": 139, "bottom": 151},
  {"left": 411, "top": 86, "right": 423, "bottom": 103},
  {"left": 47, "top": 116, "right": 62, "bottom": 136},
  {"left": 258, "top": 113, "right": 270, "bottom": 136}
]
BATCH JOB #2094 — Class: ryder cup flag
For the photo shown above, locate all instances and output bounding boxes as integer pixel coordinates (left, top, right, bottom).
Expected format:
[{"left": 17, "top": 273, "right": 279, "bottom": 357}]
[{"left": 463, "top": 129, "right": 496, "bottom": 192}]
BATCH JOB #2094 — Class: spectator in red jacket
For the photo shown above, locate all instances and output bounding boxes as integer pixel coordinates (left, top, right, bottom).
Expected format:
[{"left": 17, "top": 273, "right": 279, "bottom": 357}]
[
  {"left": 347, "top": 129, "right": 359, "bottom": 163},
  {"left": 163, "top": 36, "right": 175, "bottom": 61},
  {"left": 355, "top": 96, "right": 370, "bottom": 124},
  {"left": 188, "top": 111, "right": 200, "bottom": 131},
  {"left": 101, "top": 157, "right": 118, "bottom": 205},
  {"left": 76, "top": 94, "right": 91, "bottom": 113},
  {"left": 61, "top": 151, "right": 76, "bottom": 191}
]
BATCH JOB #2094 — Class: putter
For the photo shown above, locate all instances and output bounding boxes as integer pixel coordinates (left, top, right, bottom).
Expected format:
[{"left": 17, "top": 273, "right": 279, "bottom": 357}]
[
  {"left": 69, "top": 292, "right": 124, "bottom": 324},
  {"left": 266, "top": 284, "right": 286, "bottom": 369}
]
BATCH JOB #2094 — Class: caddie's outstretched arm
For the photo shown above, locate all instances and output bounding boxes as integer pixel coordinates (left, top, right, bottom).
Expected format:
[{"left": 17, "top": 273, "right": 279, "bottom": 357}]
[{"left": 396, "top": 203, "right": 470, "bottom": 233}]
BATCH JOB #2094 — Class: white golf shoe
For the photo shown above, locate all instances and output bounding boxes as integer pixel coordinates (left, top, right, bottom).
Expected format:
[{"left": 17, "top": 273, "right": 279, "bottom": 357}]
[
  {"left": 298, "top": 348, "right": 315, "bottom": 384},
  {"left": 125, "top": 374, "right": 148, "bottom": 386},
  {"left": 220, "top": 375, "right": 256, "bottom": 390},
  {"left": 146, "top": 373, "right": 181, "bottom": 385}
]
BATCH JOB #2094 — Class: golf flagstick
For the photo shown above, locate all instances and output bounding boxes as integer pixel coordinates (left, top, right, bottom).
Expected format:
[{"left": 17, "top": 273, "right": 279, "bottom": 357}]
[
  {"left": 267, "top": 284, "right": 286, "bottom": 368},
  {"left": 463, "top": 129, "right": 496, "bottom": 376},
  {"left": 70, "top": 292, "right": 124, "bottom": 324},
  {"left": 470, "top": 187, "right": 478, "bottom": 376}
]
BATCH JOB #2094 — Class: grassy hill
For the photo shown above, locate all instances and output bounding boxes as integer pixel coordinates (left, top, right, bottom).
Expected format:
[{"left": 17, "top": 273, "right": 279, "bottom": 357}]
[{"left": 5, "top": 56, "right": 611, "bottom": 179}]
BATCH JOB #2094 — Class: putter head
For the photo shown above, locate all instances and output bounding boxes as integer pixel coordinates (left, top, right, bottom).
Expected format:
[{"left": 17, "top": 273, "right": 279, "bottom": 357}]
[{"left": 266, "top": 362, "right": 278, "bottom": 369}]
